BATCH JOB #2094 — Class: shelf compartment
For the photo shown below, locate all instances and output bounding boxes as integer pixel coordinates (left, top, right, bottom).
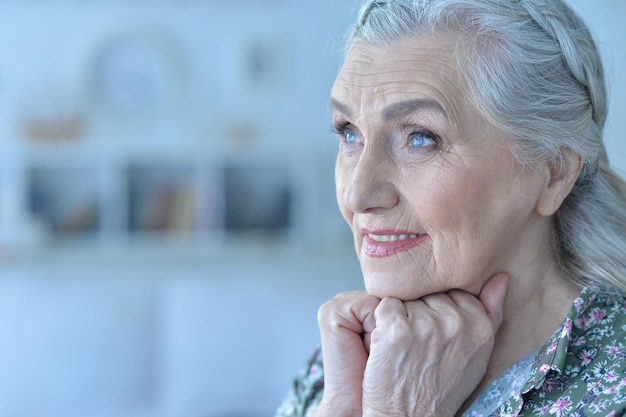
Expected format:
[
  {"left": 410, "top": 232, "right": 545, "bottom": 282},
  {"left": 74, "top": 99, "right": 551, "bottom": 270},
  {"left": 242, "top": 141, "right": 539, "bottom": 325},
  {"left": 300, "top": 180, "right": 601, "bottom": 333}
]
[
  {"left": 126, "top": 162, "right": 199, "bottom": 235},
  {"left": 223, "top": 163, "right": 291, "bottom": 235},
  {"left": 28, "top": 166, "right": 101, "bottom": 235}
]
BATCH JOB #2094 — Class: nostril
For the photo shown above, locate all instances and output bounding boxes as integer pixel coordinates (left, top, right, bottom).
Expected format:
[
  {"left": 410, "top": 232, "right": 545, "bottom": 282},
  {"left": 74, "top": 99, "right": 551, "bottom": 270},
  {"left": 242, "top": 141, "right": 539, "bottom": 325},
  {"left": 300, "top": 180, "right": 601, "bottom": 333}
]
[{"left": 346, "top": 181, "right": 399, "bottom": 214}]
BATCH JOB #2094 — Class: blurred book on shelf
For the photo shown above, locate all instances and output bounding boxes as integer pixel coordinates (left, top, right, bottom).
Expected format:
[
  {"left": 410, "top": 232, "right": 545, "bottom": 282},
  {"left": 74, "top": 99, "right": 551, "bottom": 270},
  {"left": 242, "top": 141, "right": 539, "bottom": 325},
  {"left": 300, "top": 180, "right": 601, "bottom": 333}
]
[{"left": 129, "top": 178, "right": 196, "bottom": 233}]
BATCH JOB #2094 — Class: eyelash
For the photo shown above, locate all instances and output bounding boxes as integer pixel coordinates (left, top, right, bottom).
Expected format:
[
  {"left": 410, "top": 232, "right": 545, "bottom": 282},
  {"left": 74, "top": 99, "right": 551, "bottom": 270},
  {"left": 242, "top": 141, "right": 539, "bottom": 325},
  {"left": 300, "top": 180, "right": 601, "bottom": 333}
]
[
  {"left": 330, "top": 123, "right": 355, "bottom": 141},
  {"left": 331, "top": 122, "right": 441, "bottom": 150},
  {"left": 330, "top": 123, "right": 363, "bottom": 151},
  {"left": 407, "top": 131, "right": 440, "bottom": 149}
]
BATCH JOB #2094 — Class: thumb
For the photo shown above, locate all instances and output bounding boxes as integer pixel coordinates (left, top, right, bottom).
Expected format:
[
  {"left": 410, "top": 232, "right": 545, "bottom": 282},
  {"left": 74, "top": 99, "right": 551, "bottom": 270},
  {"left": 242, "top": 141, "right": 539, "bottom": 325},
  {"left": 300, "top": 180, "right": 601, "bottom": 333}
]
[{"left": 478, "top": 273, "right": 509, "bottom": 332}]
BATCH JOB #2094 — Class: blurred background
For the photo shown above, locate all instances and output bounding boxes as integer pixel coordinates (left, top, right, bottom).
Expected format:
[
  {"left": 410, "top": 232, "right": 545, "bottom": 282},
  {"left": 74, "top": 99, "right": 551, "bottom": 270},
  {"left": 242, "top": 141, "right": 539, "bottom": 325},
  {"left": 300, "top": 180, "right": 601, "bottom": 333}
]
[{"left": 0, "top": 1, "right": 623, "bottom": 416}]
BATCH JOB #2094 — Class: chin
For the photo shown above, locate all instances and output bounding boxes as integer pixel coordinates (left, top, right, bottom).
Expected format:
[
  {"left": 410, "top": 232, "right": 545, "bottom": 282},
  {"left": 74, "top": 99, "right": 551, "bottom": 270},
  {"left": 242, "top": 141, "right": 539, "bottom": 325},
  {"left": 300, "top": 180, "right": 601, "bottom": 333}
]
[
  {"left": 362, "top": 266, "right": 463, "bottom": 301},
  {"left": 363, "top": 277, "right": 431, "bottom": 301}
]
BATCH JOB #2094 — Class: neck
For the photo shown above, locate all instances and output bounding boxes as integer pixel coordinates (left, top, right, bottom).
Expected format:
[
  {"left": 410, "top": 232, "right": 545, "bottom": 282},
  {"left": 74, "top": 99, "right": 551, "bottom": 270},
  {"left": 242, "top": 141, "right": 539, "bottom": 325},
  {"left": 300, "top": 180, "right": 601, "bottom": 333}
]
[
  {"left": 490, "top": 215, "right": 581, "bottom": 377},
  {"left": 487, "top": 263, "right": 580, "bottom": 378},
  {"left": 459, "top": 225, "right": 582, "bottom": 415}
]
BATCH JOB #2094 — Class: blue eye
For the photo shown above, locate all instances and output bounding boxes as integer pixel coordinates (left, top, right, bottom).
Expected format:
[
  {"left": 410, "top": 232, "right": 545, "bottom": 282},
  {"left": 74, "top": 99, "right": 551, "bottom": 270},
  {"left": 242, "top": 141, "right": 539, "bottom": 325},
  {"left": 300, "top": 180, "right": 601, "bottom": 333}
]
[
  {"left": 345, "top": 128, "right": 360, "bottom": 144},
  {"left": 409, "top": 132, "right": 437, "bottom": 148},
  {"left": 331, "top": 124, "right": 361, "bottom": 145}
]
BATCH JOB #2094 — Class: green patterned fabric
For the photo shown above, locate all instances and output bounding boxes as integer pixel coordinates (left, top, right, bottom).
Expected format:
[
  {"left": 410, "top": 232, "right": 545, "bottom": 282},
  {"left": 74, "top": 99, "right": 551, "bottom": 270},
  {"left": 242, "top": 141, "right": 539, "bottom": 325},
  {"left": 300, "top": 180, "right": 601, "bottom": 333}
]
[
  {"left": 463, "top": 349, "right": 537, "bottom": 416},
  {"left": 275, "top": 286, "right": 626, "bottom": 417}
]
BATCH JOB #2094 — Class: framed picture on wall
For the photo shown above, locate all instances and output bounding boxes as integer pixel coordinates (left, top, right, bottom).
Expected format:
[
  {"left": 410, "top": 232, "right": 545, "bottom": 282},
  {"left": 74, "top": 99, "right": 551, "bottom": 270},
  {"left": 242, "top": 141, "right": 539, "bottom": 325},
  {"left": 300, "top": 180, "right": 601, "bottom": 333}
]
[{"left": 240, "top": 37, "right": 292, "bottom": 92}]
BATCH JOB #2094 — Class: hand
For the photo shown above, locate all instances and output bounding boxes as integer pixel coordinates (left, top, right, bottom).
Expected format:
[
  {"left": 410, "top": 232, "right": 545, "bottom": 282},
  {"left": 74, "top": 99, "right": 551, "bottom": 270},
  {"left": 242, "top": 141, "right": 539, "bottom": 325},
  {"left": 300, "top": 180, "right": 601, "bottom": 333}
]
[
  {"left": 362, "top": 273, "right": 509, "bottom": 417},
  {"left": 313, "top": 291, "right": 380, "bottom": 417}
]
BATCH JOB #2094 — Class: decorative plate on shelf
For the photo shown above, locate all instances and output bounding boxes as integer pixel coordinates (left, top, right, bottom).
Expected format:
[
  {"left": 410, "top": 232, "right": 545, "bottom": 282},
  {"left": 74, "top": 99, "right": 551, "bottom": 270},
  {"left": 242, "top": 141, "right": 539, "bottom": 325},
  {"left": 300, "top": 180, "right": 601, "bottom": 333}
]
[{"left": 87, "top": 25, "right": 186, "bottom": 119}]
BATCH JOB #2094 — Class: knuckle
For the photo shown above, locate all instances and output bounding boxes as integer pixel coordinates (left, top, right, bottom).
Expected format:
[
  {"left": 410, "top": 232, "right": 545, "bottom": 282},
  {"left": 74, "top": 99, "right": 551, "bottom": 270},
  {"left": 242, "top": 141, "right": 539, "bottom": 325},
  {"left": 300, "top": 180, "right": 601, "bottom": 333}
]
[
  {"left": 374, "top": 298, "right": 411, "bottom": 339},
  {"left": 474, "top": 318, "right": 496, "bottom": 340},
  {"left": 317, "top": 299, "right": 337, "bottom": 323},
  {"left": 445, "top": 317, "right": 466, "bottom": 338},
  {"left": 374, "top": 297, "right": 405, "bottom": 321}
]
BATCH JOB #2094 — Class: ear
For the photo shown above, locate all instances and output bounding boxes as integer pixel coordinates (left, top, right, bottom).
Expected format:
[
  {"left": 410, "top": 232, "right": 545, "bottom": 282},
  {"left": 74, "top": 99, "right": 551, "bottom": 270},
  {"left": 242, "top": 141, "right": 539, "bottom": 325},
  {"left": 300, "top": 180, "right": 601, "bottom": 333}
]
[{"left": 536, "top": 148, "right": 584, "bottom": 217}]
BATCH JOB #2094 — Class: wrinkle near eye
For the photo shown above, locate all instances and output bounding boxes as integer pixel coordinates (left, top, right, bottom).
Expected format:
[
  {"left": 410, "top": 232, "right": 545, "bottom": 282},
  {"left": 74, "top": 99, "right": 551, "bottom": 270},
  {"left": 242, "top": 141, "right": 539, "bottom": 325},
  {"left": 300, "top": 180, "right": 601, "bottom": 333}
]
[{"left": 335, "top": 35, "right": 549, "bottom": 305}]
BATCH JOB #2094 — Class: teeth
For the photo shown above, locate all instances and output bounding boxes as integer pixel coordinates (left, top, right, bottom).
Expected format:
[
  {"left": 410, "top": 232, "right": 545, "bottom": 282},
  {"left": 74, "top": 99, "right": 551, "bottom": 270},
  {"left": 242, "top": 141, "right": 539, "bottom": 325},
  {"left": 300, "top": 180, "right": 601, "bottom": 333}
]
[{"left": 368, "top": 233, "right": 419, "bottom": 242}]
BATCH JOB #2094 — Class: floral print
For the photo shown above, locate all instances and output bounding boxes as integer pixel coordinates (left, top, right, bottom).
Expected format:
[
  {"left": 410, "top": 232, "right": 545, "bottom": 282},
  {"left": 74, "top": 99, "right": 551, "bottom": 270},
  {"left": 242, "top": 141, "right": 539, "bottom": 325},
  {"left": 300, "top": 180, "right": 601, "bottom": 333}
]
[
  {"left": 462, "top": 350, "right": 537, "bottom": 416},
  {"left": 275, "top": 349, "right": 324, "bottom": 417},
  {"left": 275, "top": 286, "right": 626, "bottom": 417}
]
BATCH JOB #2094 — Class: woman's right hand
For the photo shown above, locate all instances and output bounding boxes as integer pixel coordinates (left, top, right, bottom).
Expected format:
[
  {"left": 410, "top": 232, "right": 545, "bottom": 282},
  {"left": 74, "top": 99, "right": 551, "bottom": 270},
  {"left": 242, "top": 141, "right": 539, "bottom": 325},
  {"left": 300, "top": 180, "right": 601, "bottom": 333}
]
[
  {"left": 312, "top": 291, "right": 381, "bottom": 417},
  {"left": 361, "top": 274, "right": 508, "bottom": 417},
  {"left": 311, "top": 273, "right": 508, "bottom": 417}
]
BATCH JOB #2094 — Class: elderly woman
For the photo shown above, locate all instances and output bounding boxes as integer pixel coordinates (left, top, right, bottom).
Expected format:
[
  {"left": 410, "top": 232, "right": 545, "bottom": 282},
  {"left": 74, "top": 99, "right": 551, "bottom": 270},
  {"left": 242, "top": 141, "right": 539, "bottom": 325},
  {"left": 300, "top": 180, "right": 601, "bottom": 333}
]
[{"left": 276, "top": 0, "right": 626, "bottom": 416}]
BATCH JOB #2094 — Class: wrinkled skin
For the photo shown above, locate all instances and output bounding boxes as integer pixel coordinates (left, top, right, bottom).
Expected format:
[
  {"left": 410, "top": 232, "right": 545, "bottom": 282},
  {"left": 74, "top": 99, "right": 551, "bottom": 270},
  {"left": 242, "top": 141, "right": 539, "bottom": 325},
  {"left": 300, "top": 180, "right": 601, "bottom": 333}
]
[
  {"left": 314, "top": 275, "right": 507, "bottom": 417},
  {"left": 313, "top": 33, "right": 583, "bottom": 417}
]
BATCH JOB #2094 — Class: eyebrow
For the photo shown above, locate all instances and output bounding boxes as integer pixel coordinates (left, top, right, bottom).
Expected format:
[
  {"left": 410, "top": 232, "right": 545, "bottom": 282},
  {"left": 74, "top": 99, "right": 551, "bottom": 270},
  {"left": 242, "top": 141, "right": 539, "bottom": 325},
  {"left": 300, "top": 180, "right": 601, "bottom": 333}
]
[
  {"left": 330, "top": 98, "right": 354, "bottom": 118},
  {"left": 383, "top": 98, "right": 448, "bottom": 120},
  {"left": 330, "top": 97, "right": 448, "bottom": 121}
]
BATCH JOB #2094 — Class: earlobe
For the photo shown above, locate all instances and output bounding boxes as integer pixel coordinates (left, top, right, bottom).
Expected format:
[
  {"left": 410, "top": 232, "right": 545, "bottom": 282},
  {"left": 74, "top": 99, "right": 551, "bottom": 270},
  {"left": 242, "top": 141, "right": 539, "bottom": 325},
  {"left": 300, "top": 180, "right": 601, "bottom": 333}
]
[{"left": 536, "top": 149, "right": 584, "bottom": 217}]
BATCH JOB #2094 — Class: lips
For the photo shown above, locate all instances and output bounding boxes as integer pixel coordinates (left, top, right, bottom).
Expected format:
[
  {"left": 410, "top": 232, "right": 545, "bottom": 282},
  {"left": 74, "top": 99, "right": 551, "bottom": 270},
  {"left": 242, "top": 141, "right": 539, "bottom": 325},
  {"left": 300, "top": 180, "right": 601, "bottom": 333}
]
[{"left": 362, "top": 230, "right": 428, "bottom": 258}]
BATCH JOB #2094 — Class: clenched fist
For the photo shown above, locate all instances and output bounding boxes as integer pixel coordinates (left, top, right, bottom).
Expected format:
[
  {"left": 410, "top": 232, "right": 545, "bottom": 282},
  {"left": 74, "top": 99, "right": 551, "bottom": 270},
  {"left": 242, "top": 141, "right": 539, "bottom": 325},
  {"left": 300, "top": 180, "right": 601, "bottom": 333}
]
[{"left": 312, "top": 273, "right": 509, "bottom": 417}]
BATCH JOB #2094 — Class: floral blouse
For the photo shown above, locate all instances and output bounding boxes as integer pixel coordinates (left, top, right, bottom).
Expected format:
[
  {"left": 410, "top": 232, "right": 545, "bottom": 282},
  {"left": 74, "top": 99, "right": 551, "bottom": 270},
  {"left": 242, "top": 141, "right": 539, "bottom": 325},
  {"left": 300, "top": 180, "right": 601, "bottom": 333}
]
[{"left": 275, "top": 286, "right": 626, "bottom": 417}]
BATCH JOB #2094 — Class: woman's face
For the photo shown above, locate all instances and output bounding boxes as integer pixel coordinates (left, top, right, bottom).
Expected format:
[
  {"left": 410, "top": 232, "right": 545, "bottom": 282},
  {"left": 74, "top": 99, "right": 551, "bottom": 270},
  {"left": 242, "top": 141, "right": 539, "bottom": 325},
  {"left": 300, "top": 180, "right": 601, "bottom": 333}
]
[{"left": 331, "top": 36, "right": 550, "bottom": 301}]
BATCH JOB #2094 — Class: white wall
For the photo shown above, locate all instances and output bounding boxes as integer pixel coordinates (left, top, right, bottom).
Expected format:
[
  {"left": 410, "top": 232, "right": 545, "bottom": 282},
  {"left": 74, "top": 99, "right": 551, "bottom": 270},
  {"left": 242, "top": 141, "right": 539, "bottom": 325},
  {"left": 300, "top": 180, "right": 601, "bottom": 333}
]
[
  {"left": 0, "top": 1, "right": 356, "bottom": 143},
  {"left": 569, "top": 0, "right": 626, "bottom": 174},
  {"left": 0, "top": 254, "right": 362, "bottom": 417}
]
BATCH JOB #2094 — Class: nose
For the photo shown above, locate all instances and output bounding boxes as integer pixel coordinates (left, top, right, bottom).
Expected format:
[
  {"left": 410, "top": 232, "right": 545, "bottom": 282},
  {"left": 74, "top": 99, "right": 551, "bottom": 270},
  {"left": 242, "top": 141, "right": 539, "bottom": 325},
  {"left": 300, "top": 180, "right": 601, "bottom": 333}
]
[{"left": 343, "top": 146, "right": 399, "bottom": 214}]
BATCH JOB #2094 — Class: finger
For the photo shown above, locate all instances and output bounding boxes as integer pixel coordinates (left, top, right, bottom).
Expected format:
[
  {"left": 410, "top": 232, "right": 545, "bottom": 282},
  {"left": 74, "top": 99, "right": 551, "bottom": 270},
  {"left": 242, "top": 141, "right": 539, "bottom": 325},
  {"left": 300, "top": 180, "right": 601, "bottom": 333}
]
[
  {"left": 317, "top": 293, "right": 380, "bottom": 382},
  {"left": 478, "top": 272, "right": 509, "bottom": 331},
  {"left": 419, "top": 291, "right": 460, "bottom": 313},
  {"left": 373, "top": 297, "right": 408, "bottom": 323},
  {"left": 362, "top": 332, "right": 372, "bottom": 355},
  {"left": 371, "top": 297, "right": 412, "bottom": 346},
  {"left": 446, "top": 289, "right": 486, "bottom": 316},
  {"left": 352, "top": 295, "right": 380, "bottom": 337},
  {"left": 318, "top": 292, "right": 380, "bottom": 334},
  {"left": 359, "top": 297, "right": 379, "bottom": 335}
]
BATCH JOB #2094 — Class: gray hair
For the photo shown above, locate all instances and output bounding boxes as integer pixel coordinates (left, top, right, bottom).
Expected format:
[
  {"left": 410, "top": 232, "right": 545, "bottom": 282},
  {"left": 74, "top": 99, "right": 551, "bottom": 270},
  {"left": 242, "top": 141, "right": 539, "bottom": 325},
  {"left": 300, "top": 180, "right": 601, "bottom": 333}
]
[{"left": 345, "top": 0, "right": 626, "bottom": 293}]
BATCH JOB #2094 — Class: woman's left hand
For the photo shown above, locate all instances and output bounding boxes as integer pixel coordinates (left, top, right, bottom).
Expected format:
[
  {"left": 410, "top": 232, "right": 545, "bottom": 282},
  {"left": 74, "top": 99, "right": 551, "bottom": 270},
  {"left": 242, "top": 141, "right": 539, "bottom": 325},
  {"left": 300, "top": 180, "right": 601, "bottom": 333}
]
[{"left": 361, "top": 273, "right": 509, "bottom": 417}]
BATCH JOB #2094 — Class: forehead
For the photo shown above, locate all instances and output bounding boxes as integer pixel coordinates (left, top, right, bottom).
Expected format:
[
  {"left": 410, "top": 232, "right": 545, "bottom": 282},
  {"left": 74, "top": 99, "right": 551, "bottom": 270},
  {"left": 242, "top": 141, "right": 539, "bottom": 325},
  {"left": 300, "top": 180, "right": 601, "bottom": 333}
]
[{"left": 331, "top": 36, "right": 469, "bottom": 123}]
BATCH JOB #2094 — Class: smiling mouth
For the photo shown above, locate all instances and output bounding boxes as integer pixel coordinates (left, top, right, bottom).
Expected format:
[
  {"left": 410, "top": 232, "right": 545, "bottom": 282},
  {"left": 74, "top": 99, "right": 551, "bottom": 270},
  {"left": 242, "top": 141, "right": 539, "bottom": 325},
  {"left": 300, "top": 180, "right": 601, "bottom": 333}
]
[
  {"left": 363, "top": 232, "right": 427, "bottom": 258},
  {"left": 367, "top": 233, "right": 420, "bottom": 242}
]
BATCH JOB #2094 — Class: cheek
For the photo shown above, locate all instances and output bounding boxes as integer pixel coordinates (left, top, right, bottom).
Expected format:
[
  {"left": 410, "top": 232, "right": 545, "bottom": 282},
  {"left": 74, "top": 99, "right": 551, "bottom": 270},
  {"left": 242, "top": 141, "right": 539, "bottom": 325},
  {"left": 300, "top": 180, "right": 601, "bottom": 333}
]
[
  {"left": 335, "top": 156, "right": 353, "bottom": 224},
  {"left": 403, "top": 163, "right": 476, "bottom": 229},
  {"left": 405, "top": 165, "right": 503, "bottom": 253},
  {"left": 422, "top": 163, "right": 541, "bottom": 275}
]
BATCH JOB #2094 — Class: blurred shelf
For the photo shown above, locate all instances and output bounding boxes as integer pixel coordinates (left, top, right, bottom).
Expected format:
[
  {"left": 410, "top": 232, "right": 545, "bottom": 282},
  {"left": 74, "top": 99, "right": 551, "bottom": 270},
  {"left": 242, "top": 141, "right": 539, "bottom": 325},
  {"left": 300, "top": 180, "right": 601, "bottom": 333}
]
[{"left": 0, "top": 136, "right": 348, "bottom": 262}]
